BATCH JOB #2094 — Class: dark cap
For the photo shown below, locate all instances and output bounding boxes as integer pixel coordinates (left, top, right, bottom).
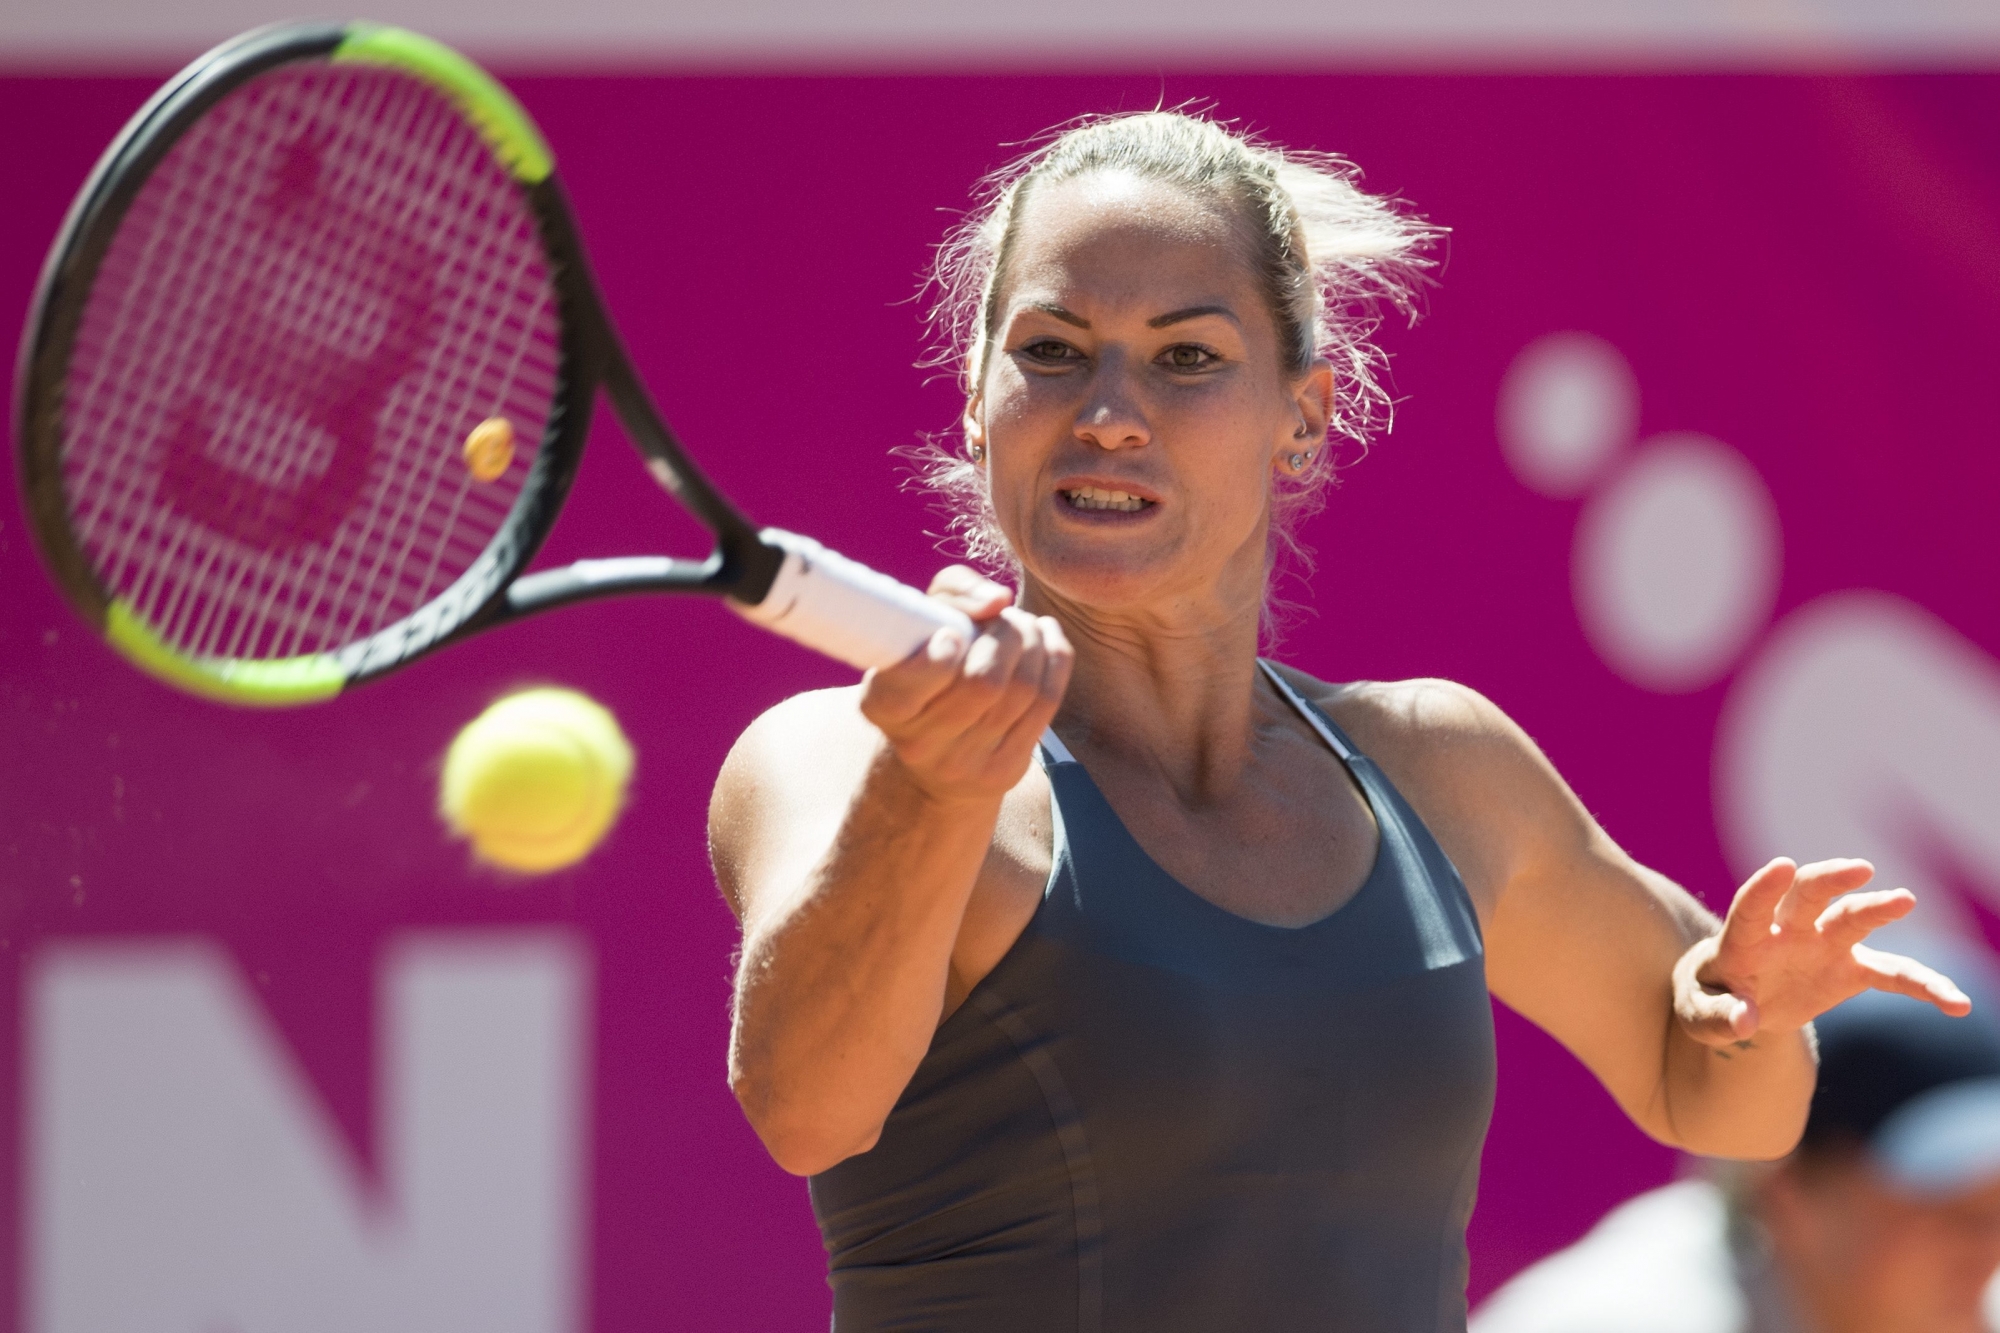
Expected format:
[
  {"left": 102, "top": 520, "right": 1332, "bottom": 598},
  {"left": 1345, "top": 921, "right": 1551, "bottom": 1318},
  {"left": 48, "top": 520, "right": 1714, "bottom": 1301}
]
[{"left": 1804, "top": 963, "right": 2000, "bottom": 1196}]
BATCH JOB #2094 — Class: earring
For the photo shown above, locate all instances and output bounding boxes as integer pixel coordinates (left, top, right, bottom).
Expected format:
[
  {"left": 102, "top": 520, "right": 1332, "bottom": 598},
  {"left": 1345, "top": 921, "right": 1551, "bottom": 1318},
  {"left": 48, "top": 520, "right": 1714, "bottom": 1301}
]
[
  {"left": 969, "top": 443, "right": 986, "bottom": 463},
  {"left": 1288, "top": 452, "right": 1307, "bottom": 470}
]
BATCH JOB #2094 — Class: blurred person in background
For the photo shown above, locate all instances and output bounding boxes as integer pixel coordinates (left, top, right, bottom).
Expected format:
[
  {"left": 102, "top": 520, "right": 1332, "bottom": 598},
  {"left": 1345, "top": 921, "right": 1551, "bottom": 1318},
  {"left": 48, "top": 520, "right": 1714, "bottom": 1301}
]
[{"left": 1473, "top": 967, "right": 2000, "bottom": 1333}]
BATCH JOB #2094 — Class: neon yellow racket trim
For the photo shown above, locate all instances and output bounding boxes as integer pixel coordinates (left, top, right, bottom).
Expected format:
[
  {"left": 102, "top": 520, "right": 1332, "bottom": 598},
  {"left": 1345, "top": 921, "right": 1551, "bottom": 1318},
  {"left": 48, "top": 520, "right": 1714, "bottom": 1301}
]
[
  {"left": 332, "top": 24, "right": 554, "bottom": 184},
  {"left": 106, "top": 601, "right": 346, "bottom": 706}
]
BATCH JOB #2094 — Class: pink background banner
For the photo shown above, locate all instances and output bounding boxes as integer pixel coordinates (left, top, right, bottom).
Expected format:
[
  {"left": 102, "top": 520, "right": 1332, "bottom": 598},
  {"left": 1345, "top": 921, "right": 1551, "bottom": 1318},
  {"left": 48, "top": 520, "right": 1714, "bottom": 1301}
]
[{"left": 4, "top": 68, "right": 1999, "bottom": 1330}]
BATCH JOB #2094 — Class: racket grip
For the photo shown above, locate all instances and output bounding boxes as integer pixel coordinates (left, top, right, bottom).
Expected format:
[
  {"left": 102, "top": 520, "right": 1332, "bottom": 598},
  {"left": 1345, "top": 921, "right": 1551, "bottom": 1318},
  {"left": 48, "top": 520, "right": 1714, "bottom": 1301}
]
[{"left": 729, "top": 529, "right": 975, "bottom": 671}]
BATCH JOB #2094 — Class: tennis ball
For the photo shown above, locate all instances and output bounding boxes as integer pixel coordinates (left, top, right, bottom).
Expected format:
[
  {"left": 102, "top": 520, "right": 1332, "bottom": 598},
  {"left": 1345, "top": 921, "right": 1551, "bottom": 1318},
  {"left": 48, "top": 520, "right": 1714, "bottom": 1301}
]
[
  {"left": 463, "top": 416, "right": 516, "bottom": 482},
  {"left": 440, "top": 687, "right": 634, "bottom": 873}
]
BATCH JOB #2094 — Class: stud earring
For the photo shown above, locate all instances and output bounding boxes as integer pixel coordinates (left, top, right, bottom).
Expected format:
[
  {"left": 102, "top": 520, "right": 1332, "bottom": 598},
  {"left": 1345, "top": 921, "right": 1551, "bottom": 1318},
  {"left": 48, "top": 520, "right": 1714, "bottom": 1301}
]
[
  {"left": 969, "top": 442, "right": 986, "bottom": 463},
  {"left": 1288, "top": 452, "right": 1307, "bottom": 470}
]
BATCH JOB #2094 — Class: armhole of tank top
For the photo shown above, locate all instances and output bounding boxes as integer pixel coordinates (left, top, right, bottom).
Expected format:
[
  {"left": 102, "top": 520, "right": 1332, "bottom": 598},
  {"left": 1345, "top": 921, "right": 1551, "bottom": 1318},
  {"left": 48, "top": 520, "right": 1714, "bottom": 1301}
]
[
  {"left": 1258, "top": 660, "right": 1356, "bottom": 762},
  {"left": 1039, "top": 728, "right": 1076, "bottom": 767}
]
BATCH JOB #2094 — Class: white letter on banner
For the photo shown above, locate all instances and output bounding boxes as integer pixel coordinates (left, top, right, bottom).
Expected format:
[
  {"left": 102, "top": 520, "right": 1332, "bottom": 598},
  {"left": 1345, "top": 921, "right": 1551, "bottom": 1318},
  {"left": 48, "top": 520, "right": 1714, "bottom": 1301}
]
[{"left": 26, "top": 931, "right": 589, "bottom": 1333}]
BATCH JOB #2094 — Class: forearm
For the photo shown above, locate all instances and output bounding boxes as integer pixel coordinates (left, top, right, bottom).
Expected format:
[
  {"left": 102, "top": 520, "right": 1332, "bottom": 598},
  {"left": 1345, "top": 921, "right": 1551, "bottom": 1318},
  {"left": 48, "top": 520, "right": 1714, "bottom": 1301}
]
[
  {"left": 1656, "top": 1016, "right": 1816, "bottom": 1159},
  {"left": 729, "top": 749, "right": 999, "bottom": 1174}
]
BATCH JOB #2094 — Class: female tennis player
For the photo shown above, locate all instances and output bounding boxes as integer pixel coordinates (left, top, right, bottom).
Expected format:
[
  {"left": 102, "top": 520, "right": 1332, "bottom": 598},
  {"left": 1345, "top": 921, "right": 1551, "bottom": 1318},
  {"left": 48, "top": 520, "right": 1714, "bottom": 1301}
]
[{"left": 707, "top": 112, "right": 1970, "bottom": 1331}]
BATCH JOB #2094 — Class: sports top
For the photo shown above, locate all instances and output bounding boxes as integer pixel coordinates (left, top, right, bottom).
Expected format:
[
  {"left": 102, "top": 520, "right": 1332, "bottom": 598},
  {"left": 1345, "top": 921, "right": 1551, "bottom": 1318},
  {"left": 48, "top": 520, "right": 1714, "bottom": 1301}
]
[{"left": 809, "top": 662, "right": 1497, "bottom": 1331}]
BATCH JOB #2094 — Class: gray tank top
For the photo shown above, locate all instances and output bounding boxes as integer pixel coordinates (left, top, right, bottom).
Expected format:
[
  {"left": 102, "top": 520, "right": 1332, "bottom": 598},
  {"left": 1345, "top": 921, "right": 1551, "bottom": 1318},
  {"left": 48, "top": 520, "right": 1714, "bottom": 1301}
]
[{"left": 810, "top": 662, "right": 1496, "bottom": 1331}]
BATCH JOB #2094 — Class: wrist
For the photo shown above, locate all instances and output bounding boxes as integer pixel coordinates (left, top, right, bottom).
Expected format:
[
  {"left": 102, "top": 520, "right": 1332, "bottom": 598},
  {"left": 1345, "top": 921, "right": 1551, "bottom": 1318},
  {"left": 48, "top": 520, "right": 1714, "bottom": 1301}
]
[{"left": 868, "top": 745, "right": 1010, "bottom": 820}]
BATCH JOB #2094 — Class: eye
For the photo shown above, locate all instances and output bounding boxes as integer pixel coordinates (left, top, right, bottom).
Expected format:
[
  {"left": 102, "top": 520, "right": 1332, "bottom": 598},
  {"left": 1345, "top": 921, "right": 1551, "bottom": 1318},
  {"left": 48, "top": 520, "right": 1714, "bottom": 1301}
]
[
  {"left": 1160, "top": 343, "right": 1220, "bottom": 371},
  {"left": 1020, "top": 338, "right": 1081, "bottom": 364}
]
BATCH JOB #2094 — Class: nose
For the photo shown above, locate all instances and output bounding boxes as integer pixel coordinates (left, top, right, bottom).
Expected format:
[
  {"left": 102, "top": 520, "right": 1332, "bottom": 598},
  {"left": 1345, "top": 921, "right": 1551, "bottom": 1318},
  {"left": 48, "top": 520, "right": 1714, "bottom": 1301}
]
[{"left": 1074, "top": 354, "right": 1150, "bottom": 452}]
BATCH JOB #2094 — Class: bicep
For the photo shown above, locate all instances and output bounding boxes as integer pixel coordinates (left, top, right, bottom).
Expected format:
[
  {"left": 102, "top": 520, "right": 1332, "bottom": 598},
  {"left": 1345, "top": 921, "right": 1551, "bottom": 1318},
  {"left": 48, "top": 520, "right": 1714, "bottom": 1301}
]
[
  {"left": 1481, "top": 768, "right": 1717, "bottom": 1128},
  {"left": 707, "top": 689, "right": 879, "bottom": 929}
]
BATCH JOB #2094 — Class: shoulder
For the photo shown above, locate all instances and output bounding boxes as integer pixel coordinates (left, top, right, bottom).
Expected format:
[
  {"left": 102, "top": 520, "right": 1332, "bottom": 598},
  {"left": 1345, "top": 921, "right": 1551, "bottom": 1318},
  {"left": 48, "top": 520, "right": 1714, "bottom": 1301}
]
[
  {"left": 1470, "top": 1181, "right": 1742, "bottom": 1333},
  {"left": 708, "top": 686, "right": 882, "bottom": 913},
  {"left": 711, "top": 685, "right": 879, "bottom": 816},
  {"left": 716, "top": 685, "right": 876, "bottom": 779},
  {"left": 1266, "top": 664, "right": 1523, "bottom": 768}
]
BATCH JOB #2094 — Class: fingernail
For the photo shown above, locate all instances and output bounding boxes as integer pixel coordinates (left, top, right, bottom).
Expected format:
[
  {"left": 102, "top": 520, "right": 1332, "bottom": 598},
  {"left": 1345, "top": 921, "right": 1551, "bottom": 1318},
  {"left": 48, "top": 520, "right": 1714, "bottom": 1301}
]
[{"left": 929, "top": 629, "right": 965, "bottom": 662}]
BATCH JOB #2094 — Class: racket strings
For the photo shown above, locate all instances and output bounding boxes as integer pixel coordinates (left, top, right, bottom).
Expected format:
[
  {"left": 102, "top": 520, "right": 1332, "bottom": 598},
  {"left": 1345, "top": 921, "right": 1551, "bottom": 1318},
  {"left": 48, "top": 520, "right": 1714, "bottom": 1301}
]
[{"left": 62, "top": 60, "right": 561, "bottom": 664}]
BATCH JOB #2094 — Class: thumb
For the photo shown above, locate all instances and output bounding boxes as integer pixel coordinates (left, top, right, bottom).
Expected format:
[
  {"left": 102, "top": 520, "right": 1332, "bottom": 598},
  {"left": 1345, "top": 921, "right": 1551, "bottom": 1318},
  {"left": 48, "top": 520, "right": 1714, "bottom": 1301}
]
[
  {"left": 1677, "top": 980, "right": 1760, "bottom": 1049},
  {"left": 926, "top": 565, "right": 1013, "bottom": 622}
]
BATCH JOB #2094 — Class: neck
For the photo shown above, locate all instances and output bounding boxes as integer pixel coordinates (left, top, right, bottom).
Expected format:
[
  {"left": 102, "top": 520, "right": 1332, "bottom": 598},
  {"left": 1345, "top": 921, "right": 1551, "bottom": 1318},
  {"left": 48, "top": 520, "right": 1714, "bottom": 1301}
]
[{"left": 1020, "top": 564, "right": 1271, "bottom": 805}]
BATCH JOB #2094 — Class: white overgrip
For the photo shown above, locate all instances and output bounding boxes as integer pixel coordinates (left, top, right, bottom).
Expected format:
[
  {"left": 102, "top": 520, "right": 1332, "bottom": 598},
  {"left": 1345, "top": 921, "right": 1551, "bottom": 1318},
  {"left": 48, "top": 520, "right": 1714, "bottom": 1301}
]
[{"left": 728, "top": 529, "right": 973, "bottom": 671}]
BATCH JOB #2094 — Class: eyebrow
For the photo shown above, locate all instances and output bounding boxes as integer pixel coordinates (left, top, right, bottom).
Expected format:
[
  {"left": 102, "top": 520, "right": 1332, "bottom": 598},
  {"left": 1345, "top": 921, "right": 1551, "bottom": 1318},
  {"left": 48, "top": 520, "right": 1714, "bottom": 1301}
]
[
  {"left": 1149, "top": 305, "right": 1240, "bottom": 328},
  {"left": 1027, "top": 302, "right": 1090, "bottom": 328},
  {"left": 1023, "top": 302, "right": 1241, "bottom": 329}
]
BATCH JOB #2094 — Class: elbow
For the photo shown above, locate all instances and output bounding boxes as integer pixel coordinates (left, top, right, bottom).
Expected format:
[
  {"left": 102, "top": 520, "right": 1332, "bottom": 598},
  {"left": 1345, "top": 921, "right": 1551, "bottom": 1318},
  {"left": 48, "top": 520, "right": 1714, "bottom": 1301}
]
[
  {"left": 763, "top": 1132, "right": 879, "bottom": 1179},
  {"left": 1649, "top": 1095, "right": 1809, "bottom": 1163},
  {"left": 1676, "top": 1130, "right": 1803, "bottom": 1164},
  {"left": 753, "top": 1118, "right": 883, "bottom": 1178},
  {"left": 1699, "top": 1115, "right": 1807, "bottom": 1164},
  {"left": 731, "top": 1072, "right": 881, "bottom": 1177}
]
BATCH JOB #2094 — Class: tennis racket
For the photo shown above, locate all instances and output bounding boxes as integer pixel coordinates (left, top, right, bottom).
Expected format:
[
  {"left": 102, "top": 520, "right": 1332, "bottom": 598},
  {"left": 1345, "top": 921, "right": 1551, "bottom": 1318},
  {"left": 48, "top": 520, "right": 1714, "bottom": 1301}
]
[{"left": 15, "top": 21, "right": 972, "bottom": 706}]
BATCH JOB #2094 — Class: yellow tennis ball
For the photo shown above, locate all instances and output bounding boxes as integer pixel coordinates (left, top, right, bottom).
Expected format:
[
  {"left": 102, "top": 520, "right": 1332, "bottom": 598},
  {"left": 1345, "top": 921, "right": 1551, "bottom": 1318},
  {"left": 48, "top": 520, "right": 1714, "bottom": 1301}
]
[
  {"left": 440, "top": 687, "right": 634, "bottom": 874},
  {"left": 463, "top": 416, "right": 516, "bottom": 482}
]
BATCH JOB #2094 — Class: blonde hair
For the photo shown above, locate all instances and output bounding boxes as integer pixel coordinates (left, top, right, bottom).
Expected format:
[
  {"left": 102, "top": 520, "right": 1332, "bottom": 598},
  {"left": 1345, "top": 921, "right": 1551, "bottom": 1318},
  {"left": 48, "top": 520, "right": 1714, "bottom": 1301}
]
[{"left": 913, "top": 110, "right": 1441, "bottom": 609}]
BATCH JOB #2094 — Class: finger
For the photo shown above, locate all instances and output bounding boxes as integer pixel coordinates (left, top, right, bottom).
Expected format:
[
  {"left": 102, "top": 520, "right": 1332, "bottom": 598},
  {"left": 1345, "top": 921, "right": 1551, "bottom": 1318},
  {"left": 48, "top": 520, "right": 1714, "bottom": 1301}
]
[
  {"left": 1723, "top": 859, "right": 1795, "bottom": 942},
  {"left": 1854, "top": 946, "right": 1974, "bottom": 1016},
  {"left": 1816, "top": 888, "right": 1915, "bottom": 947},
  {"left": 858, "top": 624, "right": 970, "bottom": 727},
  {"left": 1776, "top": 858, "right": 1876, "bottom": 928},
  {"left": 925, "top": 565, "right": 1014, "bottom": 621},
  {"left": 994, "top": 629, "right": 1070, "bottom": 762},
  {"left": 1036, "top": 616, "right": 1075, "bottom": 707},
  {"left": 1679, "top": 984, "right": 1760, "bottom": 1048},
  {"left": 967, "top": 609, "right": 1053, "bottom": 742},
  {"left": 908, "top": 608, "right": 1035, "bottom": 741},
  {"left": 963, "top": 607, "right": 1031, "bottom": 690}
]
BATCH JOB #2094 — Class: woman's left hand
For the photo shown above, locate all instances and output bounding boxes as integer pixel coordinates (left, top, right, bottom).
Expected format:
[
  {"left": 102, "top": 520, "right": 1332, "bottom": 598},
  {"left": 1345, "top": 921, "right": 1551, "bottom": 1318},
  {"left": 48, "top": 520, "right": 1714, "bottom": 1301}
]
[{"left": 1673, "top": 857, "right": 1973, "bottom": 1049}]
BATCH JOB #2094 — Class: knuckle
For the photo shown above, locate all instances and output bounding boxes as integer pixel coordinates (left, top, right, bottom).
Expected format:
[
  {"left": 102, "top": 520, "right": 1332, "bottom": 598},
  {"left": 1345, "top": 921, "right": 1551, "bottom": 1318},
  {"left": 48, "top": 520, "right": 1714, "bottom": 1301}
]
[{"left": 928, "top": 564, "right": 976, "bottom": 594}]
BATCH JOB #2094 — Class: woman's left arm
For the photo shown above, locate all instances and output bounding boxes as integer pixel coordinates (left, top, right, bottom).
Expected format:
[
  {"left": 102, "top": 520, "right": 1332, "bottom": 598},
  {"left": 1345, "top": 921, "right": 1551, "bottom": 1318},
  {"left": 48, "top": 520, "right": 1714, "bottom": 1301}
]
[{"left": 1350, "top": 679, "right": 1971, "bottom": 1161}]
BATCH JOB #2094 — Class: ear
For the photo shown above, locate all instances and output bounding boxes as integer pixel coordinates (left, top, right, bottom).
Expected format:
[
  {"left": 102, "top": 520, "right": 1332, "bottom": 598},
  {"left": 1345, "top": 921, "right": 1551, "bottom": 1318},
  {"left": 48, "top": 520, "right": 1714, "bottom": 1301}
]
[
  {"left": 962, "top": 390, "right": 988, "bottom": 463},
  {"left": 1272, "top": 359, "right": 1335, "bottom": 472}
]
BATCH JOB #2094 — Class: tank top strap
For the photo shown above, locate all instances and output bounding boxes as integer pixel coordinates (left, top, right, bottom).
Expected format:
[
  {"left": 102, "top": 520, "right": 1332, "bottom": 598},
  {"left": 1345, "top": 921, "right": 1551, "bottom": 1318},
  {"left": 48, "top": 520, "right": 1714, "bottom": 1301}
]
[
  {"left": 1043, "top": 673, "right": 1357, "bottom": 770},
  {"left": 1256, "top": 660, "right": 1359, "bottom": 763}
]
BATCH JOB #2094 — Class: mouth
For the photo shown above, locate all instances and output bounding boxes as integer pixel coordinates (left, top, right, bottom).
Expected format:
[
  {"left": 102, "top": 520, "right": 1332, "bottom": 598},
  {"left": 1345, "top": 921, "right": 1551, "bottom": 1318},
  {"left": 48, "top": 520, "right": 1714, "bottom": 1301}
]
[{"left": 1058, "top": 485, "right": 1157, "bottom": 514}]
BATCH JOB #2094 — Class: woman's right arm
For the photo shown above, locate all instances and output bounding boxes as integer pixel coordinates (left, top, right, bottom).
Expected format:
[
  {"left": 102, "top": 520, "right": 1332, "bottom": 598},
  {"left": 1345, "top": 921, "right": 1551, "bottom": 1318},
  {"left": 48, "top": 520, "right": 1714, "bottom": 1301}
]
[{"left": 708, "top": 568, "right": 1071, "bottom": 1176}]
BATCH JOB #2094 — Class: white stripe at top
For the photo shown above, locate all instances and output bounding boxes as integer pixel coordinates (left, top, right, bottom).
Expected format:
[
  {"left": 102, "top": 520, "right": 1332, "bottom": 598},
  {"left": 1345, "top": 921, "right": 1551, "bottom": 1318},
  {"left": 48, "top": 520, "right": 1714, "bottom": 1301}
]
[
  {"left": 1040, "top": 728, "right": 1076, "bottom": 766},
  {"left": 10, "top": 4, "right": 2000, "bottom": 67}
]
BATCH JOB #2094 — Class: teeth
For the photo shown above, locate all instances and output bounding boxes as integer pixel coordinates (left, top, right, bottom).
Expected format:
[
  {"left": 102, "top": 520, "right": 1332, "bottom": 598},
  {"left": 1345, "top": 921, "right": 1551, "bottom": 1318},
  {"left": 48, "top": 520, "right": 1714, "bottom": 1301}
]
[{"left": 1064, "top": 487, "right": 1150, "bottom": 512}]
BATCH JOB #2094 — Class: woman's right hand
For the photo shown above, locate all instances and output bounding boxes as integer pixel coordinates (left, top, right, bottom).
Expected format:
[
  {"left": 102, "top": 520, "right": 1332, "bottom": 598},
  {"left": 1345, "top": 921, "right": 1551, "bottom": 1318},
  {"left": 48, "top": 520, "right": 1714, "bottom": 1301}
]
[{"left": 858, "top": 566, "right": 1074, "bottom": 806}]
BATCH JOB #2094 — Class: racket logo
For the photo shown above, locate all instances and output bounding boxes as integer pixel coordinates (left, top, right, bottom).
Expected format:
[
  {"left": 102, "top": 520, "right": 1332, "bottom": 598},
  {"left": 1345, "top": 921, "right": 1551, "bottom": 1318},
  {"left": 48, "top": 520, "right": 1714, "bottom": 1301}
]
[{"left": 154, "top": 131, "right": 442, "bottom": 555}]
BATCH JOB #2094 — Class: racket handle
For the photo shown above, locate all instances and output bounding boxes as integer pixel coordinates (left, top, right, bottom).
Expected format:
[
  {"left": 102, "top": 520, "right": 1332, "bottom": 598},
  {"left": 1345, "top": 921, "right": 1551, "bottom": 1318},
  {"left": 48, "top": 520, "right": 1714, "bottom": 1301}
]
[{"left": 730, "top": 529, "right": 975, "bottom": 671}]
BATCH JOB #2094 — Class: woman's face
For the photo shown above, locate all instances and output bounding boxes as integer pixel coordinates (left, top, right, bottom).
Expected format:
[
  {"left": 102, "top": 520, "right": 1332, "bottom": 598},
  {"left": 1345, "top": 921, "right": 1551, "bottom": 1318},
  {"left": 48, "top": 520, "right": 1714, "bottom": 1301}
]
[{"left": 968, "top": 169, "right": 1330, "bottom": 628}]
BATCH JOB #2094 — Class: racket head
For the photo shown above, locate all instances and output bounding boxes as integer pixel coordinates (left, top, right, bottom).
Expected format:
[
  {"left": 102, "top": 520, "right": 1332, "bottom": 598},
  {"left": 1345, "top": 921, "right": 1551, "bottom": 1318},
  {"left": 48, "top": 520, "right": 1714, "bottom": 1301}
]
[{"left": 16, "top": 22, "right": 596, "bottom": 705}]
